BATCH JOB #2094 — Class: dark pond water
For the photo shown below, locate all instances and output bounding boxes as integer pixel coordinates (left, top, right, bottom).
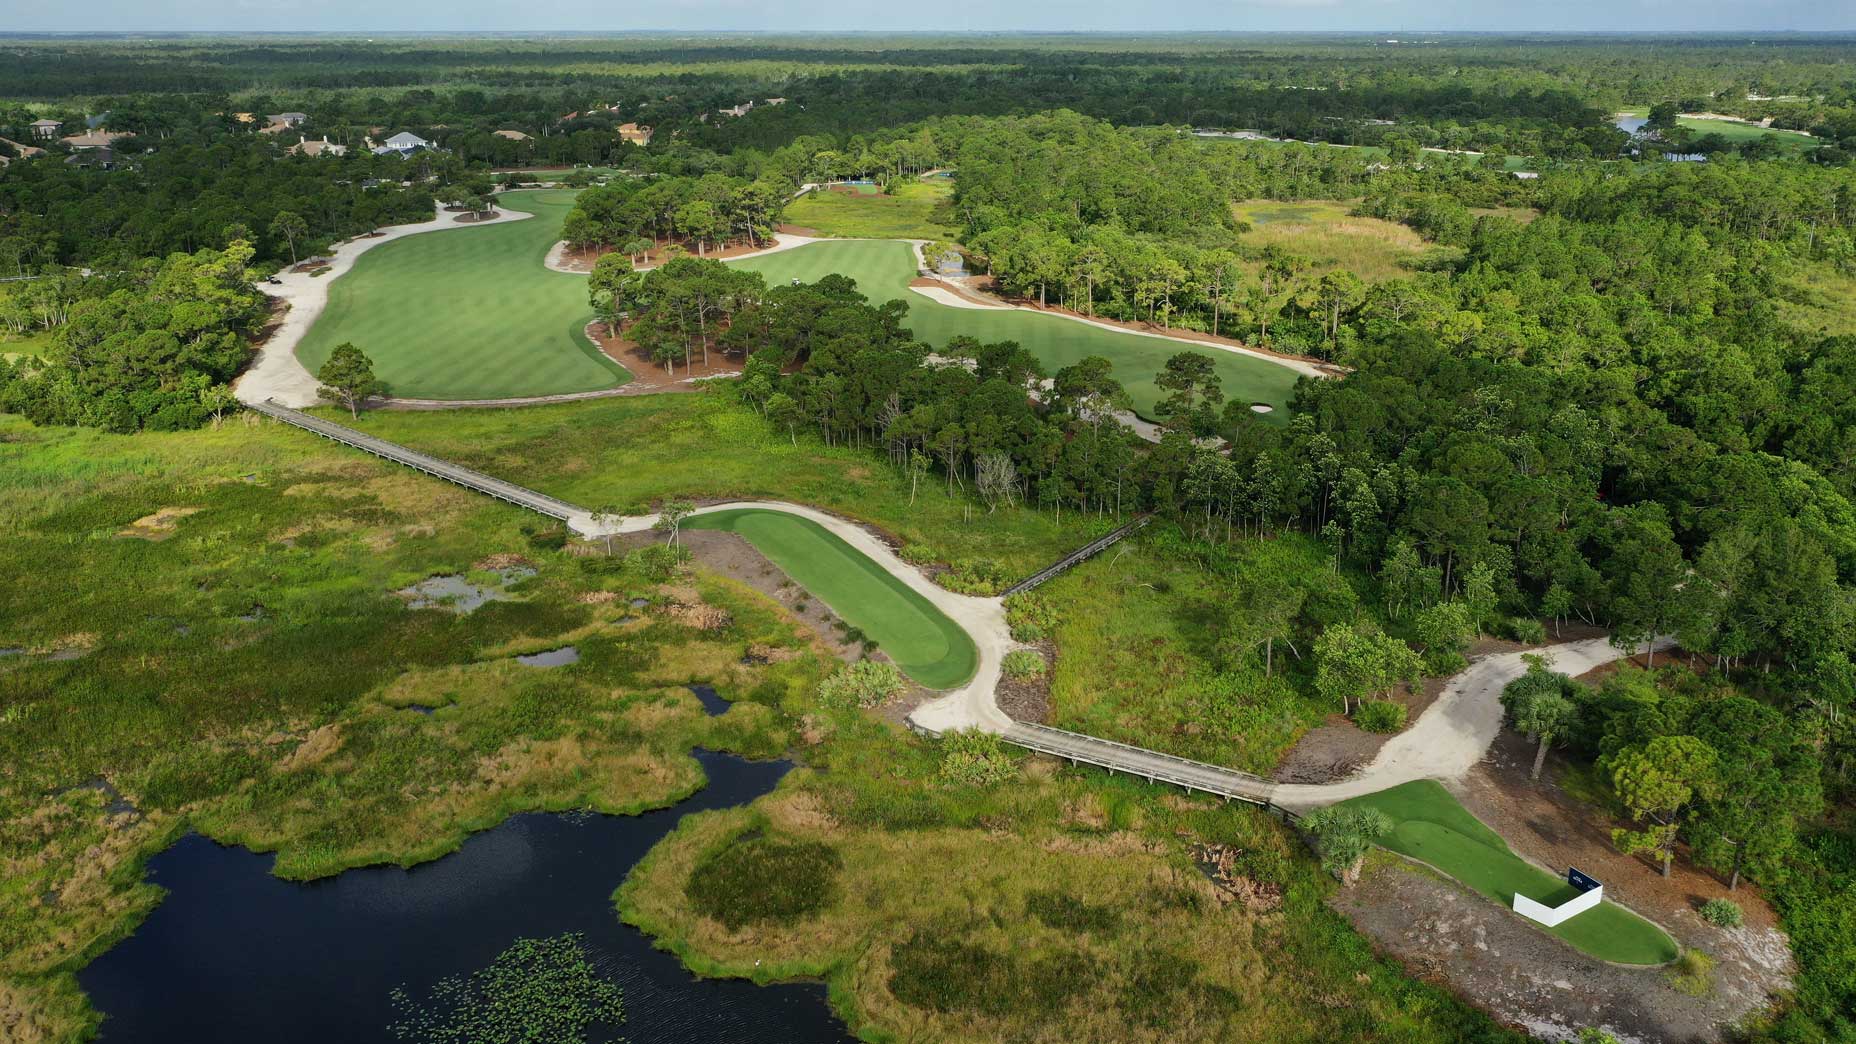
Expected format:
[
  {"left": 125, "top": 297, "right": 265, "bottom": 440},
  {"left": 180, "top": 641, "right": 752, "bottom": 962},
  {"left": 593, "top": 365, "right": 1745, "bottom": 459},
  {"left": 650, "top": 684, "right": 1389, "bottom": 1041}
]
[
  {"left": 78, "top": 748, "right": 854, "bottom": 1044},
  {"left": 690, "top": 683, "right": 732, "bottom": 716},
  {"left": 516, "top": 644, "right": 580, "bottom": 667}
]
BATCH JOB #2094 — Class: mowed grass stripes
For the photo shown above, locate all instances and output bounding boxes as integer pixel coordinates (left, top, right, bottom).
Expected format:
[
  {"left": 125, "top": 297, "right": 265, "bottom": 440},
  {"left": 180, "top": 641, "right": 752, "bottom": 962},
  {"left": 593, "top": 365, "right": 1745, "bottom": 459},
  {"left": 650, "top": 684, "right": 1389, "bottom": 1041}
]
[
  {"left": 685, "top": 508, "right": 978, "bottom": 689},
  {"left": 733, "top": 239, "right": 1301, "bottom": 420},
  {"left": 296, "top": 190, "right": 628, "bottom": 400}
]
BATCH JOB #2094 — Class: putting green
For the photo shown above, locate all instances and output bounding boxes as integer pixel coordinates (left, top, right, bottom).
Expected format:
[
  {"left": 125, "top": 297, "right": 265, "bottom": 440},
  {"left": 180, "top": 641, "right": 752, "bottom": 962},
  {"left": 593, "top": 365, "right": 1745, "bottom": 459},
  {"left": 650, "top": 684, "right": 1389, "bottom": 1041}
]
[
  {"left": 297, "top": 190, "right": 629, "bottom": 400},
  {"left": 1340, "top": 781, "right": 1678, "bottom": 965},
  {"left": 684, "top": 508, "right": 977, "bottom": 689},
  {"left": 733, "top": 239, "right": 1301, "bottom": 419}
]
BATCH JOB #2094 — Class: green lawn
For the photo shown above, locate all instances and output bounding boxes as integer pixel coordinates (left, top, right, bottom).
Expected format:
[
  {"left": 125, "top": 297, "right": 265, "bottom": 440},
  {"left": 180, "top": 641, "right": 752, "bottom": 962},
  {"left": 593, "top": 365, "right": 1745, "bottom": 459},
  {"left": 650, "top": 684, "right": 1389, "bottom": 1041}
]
[
  {"left": 295, "top": 190, "right": 629, "bottom": 400},
  {"left": 1340, "top": 781, "right": 1680, "bottom": 966},
  {"left": 781, "top": 180, "right": 959, "bottom": 240},
  {"left": 732, "top": 239, "right": 1303, "bottom": 418},
  {"left": 685, "top": 508, "right": 978, "bottom": 689},
  {"left": 1617, "top": 107, "right": 1819, "bottom": 153}
]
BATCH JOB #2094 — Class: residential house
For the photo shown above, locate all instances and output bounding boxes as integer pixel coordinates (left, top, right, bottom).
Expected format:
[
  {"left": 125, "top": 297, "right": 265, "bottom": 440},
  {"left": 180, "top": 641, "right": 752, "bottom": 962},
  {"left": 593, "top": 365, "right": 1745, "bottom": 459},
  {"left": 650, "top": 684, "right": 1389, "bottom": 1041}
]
[
  {"left": 287, "top": 136, "right": 348, "bottom": 158},
  {"left": 717, "top": 101, "right": 754, "bottom": 118},
  {"left": 267, "top": 112, "right": 309, "bottom": 127},
  {"left": 60, "top": 129, "right": 130, "bottom": 150},
  {"left": 616, "top": 123, "right": 652, "bottom": 146},
  {"left": 64, "top": 146, "right": 118, "bottom": 170},
  {"left": 493, "top": 129, "right": 532, "bottom": 141},
  {"left": 30, "top": 118, "right": 62, "bottom": 139},
  {"left": 371, "top": 131, "right": 433, "bottom": 157},
  {"left": 764, "top": 97, "right": 787, "bottom": 106},
  {"left": 0, "top": 137, "right": 46, "bottom": 166}
]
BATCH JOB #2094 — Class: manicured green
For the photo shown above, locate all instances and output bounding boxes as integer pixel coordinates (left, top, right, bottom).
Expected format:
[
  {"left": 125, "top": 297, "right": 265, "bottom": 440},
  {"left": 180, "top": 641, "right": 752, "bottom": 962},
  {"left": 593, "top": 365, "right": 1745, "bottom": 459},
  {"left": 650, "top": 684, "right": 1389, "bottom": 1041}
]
[
  {"left": 1617, "top": 107, "right": 1819, "bottom": 153},
  {"left": 296, "top": 190, "right": 629, "bottom": 400},
  {"left": 732, "top": 239, "right": 1302, "bottom": 418},
  {"left": 782, "top": 180, "right": 959, "bottom": 240},
  {"left": 1340, "top": 781, "right": 1679, "bottom": 965},
  {"left": 685, "top": 507, "right": 978, "bottom": 689}
]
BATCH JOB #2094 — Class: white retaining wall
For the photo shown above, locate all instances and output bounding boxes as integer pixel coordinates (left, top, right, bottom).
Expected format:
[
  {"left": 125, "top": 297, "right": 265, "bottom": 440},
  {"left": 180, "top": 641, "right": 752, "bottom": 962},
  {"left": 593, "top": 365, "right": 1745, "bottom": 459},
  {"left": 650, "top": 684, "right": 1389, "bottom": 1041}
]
[{"left": 1513, "top": 884, "right": 1604, "bottom": 927}]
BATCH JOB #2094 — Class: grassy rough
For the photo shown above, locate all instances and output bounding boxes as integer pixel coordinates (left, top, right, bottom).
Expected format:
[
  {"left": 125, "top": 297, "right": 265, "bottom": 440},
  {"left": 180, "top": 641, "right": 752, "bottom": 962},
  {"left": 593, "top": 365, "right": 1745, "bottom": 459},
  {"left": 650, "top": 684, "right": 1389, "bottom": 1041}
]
[
  {"left": 1232, "top": 199, "right": 1430, "bottom": 284},
  {"left": 782, "top": 181, "right": 960, "bottom": 241}
]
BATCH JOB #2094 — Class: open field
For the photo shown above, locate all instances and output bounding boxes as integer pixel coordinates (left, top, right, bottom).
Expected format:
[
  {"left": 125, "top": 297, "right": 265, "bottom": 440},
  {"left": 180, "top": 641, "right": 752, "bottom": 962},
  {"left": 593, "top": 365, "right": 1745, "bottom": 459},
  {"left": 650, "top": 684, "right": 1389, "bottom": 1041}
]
[
  {"left": 782, "top": 180, "right": 960, "bottom": 241},
  {"left": 1779, "top": 260, "right": 1856, "bottom": 338},
  {"left": 686, "top": 508, "right": 978, "bottom": 688},
  {"left": 1338, "top": 781, "right": 1680, "bottom": 966},
  {"left": 1233, "top": 199, "right": 1432, "bottom": 284},
  {"left": 294, "top": 190, "right": 628, "bottom": 400},
  {"left": 733, "top": 239, "right": 1304, "bottom": 417}
]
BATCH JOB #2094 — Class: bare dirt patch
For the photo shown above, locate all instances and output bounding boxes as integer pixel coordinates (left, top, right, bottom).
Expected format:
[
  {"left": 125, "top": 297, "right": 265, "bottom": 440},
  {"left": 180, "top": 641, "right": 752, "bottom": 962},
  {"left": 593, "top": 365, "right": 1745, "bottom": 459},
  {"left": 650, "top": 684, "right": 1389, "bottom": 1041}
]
[
  {"left": 551, "top": 236, "right": 782, "bottom": 274},
  {"left": 118, "top": 506, "right": 201, "bottom": 541},
  {"left": 583, "top": 323, "right": 746, "bottom": 392},
  {"left": 1332, "top": 848, "right": 1783, "bottom": 1044}
]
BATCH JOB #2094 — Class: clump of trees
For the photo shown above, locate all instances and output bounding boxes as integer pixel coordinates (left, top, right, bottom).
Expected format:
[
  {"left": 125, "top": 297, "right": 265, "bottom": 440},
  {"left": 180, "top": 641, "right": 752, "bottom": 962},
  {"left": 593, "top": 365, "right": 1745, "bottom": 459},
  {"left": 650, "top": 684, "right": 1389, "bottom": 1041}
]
[
  {"left": 0, "top": 241, "right": 264, "bottom": 431},
  {"left": 560, "top": 174, "right": 785, "bottom": 256}
]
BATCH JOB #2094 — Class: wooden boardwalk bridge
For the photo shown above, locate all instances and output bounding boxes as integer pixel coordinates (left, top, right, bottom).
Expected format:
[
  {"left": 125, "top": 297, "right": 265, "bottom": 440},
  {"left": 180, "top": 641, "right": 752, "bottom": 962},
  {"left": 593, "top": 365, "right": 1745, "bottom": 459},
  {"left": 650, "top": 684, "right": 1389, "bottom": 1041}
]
[
  {"left": 248, "top": 400, "right": 588, "bottom": 526},
  {"left": 1001, "top": 514, "right": 1151, "bottom": 596}
]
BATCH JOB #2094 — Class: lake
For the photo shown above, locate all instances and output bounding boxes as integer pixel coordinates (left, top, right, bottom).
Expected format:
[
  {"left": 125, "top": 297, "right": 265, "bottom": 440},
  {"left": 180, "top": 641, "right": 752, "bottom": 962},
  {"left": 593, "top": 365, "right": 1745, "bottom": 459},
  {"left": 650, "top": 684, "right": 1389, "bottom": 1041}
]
[{"left": 78, "top": 746, "right": 853, "bottom": 1043}]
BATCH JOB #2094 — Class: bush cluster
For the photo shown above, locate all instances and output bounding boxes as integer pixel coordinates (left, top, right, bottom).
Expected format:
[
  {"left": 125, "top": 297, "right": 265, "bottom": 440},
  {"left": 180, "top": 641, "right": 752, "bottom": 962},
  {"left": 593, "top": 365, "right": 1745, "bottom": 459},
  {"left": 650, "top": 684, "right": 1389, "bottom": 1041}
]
[
  {"left": 1354, "top": 700, "right": 1409, "bottom": 734},
  {"left": 938, "top": 729, "right": 1019, "bottom": 786},
  {"left": 817, "top": 659, "right": 907, "bottom": 710},
  {"left": 1001, "top": 649, "right": 1047, "bottom": 680},
  {"left": 1700, "top": 898, "right": 1744, "bottom": 928},
  {"left": 1004, "top": 592, "right": 1059, "bottom": 642}
]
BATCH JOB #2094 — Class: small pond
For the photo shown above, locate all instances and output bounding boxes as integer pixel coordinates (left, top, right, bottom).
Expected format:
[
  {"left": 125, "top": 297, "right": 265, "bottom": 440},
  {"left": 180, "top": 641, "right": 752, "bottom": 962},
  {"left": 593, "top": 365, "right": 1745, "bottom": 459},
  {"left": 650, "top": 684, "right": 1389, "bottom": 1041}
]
[
  {"left": 78, "top": 748, "right": 851, "bottom": 1043},
  {"left": 1615, "top": 114, "right": 1649, "bottom": 135},
  {"left": 398, "top": 566, "right": 537, "bottom": 614},
  {"left": 516, "top": 645, "right": 580, "bottom": 667}
]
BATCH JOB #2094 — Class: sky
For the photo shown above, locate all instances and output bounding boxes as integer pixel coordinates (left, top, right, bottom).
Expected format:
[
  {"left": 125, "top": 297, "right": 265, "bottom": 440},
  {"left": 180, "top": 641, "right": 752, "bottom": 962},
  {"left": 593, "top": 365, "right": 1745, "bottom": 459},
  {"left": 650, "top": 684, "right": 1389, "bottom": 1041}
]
[{"left": 3, "top": 0, "right": 1850, "bottom": 33}]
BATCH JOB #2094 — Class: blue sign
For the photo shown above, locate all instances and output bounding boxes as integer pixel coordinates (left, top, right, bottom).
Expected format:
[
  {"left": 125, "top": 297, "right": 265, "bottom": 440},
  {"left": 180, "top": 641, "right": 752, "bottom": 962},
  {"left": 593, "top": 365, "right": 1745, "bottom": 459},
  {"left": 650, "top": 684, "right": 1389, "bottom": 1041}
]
[{"left": 1567, "top": 867, "right": 1601, "bottom": 893}]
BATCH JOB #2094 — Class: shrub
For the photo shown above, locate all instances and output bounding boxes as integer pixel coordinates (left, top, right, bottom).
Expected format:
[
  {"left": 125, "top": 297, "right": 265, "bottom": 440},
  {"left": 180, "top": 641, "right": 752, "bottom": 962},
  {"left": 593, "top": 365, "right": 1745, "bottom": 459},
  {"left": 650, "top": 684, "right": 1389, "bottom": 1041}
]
[
  {"left": 1003, "top": 592, "right": 1058, "bottom": 642},
  {"left": 1506, "top": 617, "right": 1548, "bottom": 644},
  {"left": 898, "top": 543, "right": 939, "bottom": 566},
  {"left": 817, "top": 660, "right": 907, "bottom": 710},
  {"left": 940, "top": 558, "right": 1011, "bottom": 596},
  {"left": 938, "top": 729, "right": 1019, "bottom": 786},
  {"left": 1355, "top": 700, "right": 1409, "bottom": 734},
  {"left": 1668, "top": 948, "right": 1715, "bottom": 996},
  {"left": 686, "top": 835, "right": 841, "bottom": 929},
  {"left": 1700, "top": 898, "right": 1744, "bottom": 928},
  {"left": 1301, "top": 805, "right": 1392, "bottom": 883},
  {"left": 626, "top": 544, "right": 689, "bottom": 582},
  {"left": 1001, "top": 649, "right": 1046, "bottom": 680}
]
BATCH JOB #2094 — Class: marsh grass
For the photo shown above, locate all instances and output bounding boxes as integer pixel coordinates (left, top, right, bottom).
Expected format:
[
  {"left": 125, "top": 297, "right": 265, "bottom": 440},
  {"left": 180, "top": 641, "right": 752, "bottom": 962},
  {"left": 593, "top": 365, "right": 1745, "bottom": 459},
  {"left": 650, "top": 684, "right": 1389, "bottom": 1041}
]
[
  {"left": 0, "top": 414, "right": 833, "bottom": 1039},
  {"left": 619, "top": 712, "right": 1520, "bottom": 1043}
]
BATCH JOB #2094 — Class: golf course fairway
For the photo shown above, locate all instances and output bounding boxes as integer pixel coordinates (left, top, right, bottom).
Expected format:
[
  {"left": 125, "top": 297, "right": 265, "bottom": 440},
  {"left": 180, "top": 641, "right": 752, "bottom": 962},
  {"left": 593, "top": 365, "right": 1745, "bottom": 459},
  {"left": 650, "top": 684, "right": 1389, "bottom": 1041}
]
[
  {"left": 1341, "top": 781, "right": 1679, "bottom": 965},
  {"left": 297, "top": 190, "right": 629, "bottom": 400},
  {"left": 733, "top": 238, "right": 1302, "bottom": 419},
  {"left": 684, "top": 508, "right": 978, "bottom": 689}
]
